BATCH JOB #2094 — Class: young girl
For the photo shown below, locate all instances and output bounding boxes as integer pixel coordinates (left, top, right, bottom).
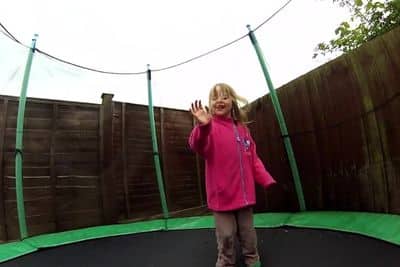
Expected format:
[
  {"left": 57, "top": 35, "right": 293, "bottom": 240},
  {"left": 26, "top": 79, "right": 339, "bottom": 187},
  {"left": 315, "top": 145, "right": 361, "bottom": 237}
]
[{"left": 189, "top": 83, "right": 276, "bottom": 267}]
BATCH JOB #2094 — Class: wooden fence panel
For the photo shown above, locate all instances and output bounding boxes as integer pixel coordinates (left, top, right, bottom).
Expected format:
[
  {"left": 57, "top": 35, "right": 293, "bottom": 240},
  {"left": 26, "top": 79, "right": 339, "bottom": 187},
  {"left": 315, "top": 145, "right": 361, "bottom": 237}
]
[
  {"left": 248, "top": 93, "right": 296, "bottom": 212},
  {"left": 4, "top": 99, "right": 55, "bottom": 239},
  {"left": 375, "top": 33, "right": 400, "bottom": 213},
  {"left": 160, "top": 108, "right": 202, "bottom": 212},
  {"left": 287, "top": 77, "right": 324, "bottom": 210},
  {"left": 54, "top": 101, "right": 102, "bottom": 231},
  {"left": 113, "top": 103, "right": 201, "bottom": 220},
  {"left": 381, "top": 28, "right": 400, "bottom": 213},
  {"left": 349, "top": 34, "right": 400, "bottom": 213},
  {"left": 0, "top": 96, "right": 102, "bottom": 240},
  {"left": 348, "top": 41, "right": 390, "bottom": 213},
  {"left": 123, "top": 104, "right": 162, "bottom": 218},
  {"left": 276, "top": 85, "right": 300, "bottom": 211}
]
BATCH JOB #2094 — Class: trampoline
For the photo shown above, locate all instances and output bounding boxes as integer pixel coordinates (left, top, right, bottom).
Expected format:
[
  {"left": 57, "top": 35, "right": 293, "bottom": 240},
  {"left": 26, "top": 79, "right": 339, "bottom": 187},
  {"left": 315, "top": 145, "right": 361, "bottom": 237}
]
[
  {"left": 1, "top": 3, "right": 400, "bottom": 267},
  {"left": 1, "top": 212, "right": 400, "bottom": 267}
]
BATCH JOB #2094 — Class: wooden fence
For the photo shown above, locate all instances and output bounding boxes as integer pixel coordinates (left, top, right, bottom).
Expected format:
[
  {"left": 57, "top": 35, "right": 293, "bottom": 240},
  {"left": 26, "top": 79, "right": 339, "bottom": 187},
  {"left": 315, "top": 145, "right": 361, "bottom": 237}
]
[
  {"left": 0, "top": 95, "right": 202, "bottom": 242},
  {"left": 247, "top": 26, "right": 400, "bottom": 214},
  {"left": 0, "top": 26, "right": 399, "bottom": 242},
  {"left": 0, "top": 97, "right": 102, "bottom": 241}
]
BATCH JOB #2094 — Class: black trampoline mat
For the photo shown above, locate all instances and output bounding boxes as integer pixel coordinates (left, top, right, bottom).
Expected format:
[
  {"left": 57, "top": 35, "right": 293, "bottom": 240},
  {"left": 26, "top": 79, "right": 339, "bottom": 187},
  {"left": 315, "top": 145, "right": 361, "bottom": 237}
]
[{"left": 2, "top": 227, "right": 400, "bottom": 267}]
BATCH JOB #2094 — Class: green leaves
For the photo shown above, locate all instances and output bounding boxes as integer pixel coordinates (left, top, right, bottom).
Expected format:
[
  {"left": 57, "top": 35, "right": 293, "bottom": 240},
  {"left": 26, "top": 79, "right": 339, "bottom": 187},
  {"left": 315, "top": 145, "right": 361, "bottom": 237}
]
[
  {"left": 394, "top": 0, "right": 400, "bottom": 9},
  {"left": 355, "top": 0, "right": 363, "bottom": 7},
  {"left": 313, "top": 0, "right": 400, "bottom": 58}
]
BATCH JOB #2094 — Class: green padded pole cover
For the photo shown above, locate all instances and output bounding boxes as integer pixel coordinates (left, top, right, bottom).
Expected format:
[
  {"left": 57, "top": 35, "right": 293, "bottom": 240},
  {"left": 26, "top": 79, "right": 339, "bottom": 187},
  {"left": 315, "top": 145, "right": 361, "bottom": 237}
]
[
  {"left": 247, "top": 26, "right": 306, "bottom": 211},
  {"left": 146, "top": 65, "right": 169, "bottom": 221},
  {"left": 15, "top": 34, "right": 39, "bottom": 239}
]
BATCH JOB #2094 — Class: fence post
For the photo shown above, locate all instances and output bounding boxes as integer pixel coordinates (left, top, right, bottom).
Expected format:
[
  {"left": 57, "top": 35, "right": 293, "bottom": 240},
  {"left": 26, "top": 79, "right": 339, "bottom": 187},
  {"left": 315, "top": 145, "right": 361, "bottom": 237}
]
[{"left": 100, "top": 93, "right": 118, "bottom": 224}]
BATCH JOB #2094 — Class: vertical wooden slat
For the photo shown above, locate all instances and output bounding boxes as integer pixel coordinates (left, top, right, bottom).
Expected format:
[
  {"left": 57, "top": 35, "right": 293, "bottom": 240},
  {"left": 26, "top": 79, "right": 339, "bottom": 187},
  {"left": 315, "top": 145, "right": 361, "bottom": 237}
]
[
  {"left": 121, "top": 103, "right": 130, "bottom": 218},
  {"left": 99, "top": 100, "right": 105, "bottom": 220},
  {"left": 371, "top": 37, "right": 400, "bottom": 213},
  {"left": 307, "top": 72, "right": 330, "bottom": 209},
  {"left": 365, "top": 39, "right": 391, "bottom": 213},
  {"left": 50, "top": 103, "right": 58, "bottom": 231},
  {"left": 317, "top": 65, "right": 340, "bottom": 210},
  {"left": 348, "top": 42, "right": 390, "bottom": 213},
  {"left": 99, "top": 93, "right": 117, "bottom": 224},
  {"left": 295, "top": 77, "right": 324, "bottom": 210},
  {"left": 381, "top": 28, "right": 400, "bottom": 213},
  {"left": 0, "top": 98, "right": 9, "bottom": 240}
]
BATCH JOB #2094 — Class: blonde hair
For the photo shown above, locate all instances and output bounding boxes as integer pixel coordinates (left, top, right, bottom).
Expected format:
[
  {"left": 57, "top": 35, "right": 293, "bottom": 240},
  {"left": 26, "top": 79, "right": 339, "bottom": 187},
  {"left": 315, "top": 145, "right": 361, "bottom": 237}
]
[{"left": 208, "top": 83, "right": 249, "bottom": 124}]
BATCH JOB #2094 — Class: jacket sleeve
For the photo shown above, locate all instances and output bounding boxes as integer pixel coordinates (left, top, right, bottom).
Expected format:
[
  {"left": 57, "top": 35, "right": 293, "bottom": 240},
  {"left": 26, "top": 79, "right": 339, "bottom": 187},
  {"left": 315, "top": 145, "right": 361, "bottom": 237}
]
[
  {"left": 188, "top": 122, "right": 212, "bottom": 158},
  {"left": 249, "top": 133, "right": 276, "bottom": 188}
]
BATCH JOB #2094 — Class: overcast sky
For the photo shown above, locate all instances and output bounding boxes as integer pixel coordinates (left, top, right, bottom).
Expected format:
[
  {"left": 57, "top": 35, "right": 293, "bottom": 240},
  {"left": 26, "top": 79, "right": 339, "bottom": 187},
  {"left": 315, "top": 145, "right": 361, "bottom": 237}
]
[{"left": 0, "top": 0, "right": 350, "bottom": 109}]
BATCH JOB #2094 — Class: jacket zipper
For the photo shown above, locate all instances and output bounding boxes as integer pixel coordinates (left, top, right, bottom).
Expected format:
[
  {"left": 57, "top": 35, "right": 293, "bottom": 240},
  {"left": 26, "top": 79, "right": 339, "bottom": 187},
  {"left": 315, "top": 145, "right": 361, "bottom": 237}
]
[{"left": 233, "top": 123, "right": 248, "bottom": 205}]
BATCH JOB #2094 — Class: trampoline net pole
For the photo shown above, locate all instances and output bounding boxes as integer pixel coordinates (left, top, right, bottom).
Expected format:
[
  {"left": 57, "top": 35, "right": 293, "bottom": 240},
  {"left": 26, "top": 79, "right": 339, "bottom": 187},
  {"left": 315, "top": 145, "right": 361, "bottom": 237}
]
[
  {"left": 146, "top": 65, "right": 170, "bottom": 221},
  {"left": 15, "top": 34, "right": 39, "bottom": 239},
  {"left": 247, "top": 26, "right": 306, "bottom": 211}
]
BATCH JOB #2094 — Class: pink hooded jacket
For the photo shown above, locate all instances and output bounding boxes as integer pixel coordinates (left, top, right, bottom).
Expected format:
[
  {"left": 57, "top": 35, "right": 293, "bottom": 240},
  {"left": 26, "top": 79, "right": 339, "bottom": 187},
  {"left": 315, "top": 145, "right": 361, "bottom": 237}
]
[{"left": 188, "top": 116, "right": 276, "bottom": 211}]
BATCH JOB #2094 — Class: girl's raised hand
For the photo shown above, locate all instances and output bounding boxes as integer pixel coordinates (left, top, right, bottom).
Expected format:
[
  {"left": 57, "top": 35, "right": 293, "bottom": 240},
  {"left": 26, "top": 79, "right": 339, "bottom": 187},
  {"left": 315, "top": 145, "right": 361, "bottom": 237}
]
[{"left": 190, "top": 100, "right": 211, "bottom": 125}]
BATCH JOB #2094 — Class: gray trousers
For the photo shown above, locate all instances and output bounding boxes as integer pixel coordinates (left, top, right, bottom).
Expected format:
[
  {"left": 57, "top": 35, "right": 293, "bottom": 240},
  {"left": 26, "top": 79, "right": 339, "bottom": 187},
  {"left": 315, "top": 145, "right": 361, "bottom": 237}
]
[{"left": 213, "top": 207, "right": 260, "bottom": 267}]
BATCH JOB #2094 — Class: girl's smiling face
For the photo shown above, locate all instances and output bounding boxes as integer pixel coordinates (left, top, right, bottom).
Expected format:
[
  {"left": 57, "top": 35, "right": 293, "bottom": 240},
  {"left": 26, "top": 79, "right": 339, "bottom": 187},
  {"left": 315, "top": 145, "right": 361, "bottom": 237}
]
[{"left": 210, "top": 85, "right": 233, "bottom": 118}]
